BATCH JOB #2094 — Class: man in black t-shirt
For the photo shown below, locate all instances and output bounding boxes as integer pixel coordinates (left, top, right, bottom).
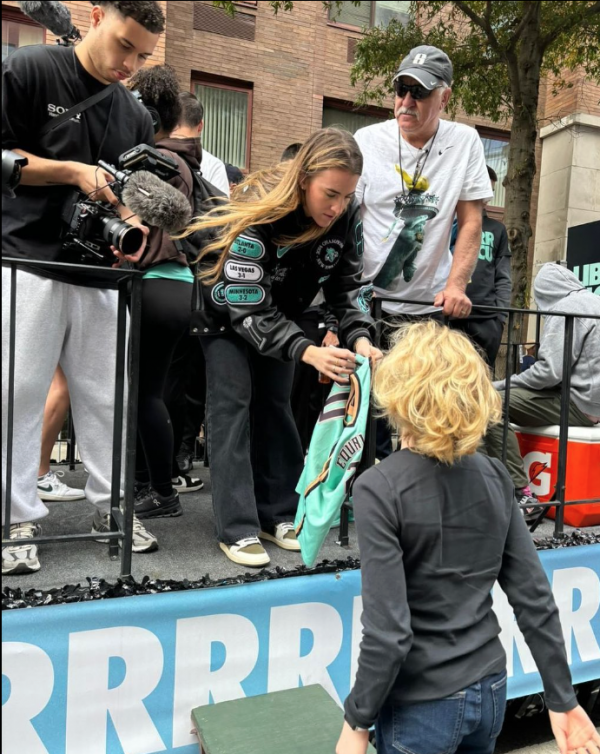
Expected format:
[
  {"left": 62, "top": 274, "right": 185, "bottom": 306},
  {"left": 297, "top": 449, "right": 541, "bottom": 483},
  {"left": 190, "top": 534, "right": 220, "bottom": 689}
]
[
  {"left": 449, "top": 166, "right": 512, "bottom": 367},
  {"left": 2, "top": 1, "right": 165, "bottom": 575}
]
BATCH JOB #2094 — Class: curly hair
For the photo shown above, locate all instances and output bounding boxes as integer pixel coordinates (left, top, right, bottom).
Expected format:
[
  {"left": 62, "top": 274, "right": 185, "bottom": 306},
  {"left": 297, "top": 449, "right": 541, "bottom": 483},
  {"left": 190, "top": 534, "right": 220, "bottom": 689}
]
[
  {"left": 373, "top": 321, "right": 502, "bottom": 464},
  {"left": 127, "top": 65, "right": 182, "bottom": 134},
  {"left": 92, "top": 2, "right": 165, "bottom": 33}
]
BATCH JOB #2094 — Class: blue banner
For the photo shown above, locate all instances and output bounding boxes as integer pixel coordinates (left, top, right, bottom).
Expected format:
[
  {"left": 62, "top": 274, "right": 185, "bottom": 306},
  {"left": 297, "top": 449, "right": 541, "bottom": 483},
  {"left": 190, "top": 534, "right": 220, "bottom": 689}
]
[{"left": 3, "top": 545, "right": 599, "bottom": 754}]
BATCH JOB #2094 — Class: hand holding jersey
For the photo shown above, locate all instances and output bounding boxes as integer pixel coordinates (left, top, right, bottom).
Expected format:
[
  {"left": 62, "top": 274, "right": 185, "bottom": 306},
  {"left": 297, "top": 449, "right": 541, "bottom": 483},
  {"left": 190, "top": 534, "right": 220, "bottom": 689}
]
[
  {"left": 353, "top": 336, "right": 384, "bottom": 370},
  {"left": 302, "top": 345, "right": 356, "bottom": 384}
]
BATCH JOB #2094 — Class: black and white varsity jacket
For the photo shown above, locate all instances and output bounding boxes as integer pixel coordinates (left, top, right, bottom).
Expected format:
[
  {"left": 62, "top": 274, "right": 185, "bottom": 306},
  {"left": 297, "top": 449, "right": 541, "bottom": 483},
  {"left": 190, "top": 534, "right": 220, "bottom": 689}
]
[{"left": 192, "top": 202, "right": 374, "bottom": 363}]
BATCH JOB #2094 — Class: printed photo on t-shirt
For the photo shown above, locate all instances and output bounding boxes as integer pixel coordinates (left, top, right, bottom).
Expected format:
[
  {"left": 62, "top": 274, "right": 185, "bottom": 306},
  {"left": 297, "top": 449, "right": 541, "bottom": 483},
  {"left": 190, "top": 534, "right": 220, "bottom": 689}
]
[{"left": 376, "top": 167, "right": 440, "bottom": 290}]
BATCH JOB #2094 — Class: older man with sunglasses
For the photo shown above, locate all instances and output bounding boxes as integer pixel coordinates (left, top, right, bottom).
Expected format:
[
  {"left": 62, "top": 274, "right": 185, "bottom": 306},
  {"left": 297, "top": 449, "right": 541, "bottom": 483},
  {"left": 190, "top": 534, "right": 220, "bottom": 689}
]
[{"left": 354, "top": 45, "right": 494, "bottom": 457}]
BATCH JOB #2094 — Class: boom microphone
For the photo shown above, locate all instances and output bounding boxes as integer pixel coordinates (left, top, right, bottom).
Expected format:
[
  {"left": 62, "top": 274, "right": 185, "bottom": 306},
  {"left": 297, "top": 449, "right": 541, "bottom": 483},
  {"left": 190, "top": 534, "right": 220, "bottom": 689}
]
[
  {"left": 121, "top": 171, "right": 193, "bottom": 234},
  {"left": 18, "top": 1, "right": 81, "bottom": 43}
]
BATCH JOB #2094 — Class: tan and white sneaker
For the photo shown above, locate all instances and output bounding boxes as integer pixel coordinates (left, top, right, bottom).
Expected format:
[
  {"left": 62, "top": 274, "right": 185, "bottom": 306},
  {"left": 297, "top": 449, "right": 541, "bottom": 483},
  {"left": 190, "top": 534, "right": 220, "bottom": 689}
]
[
  {"left": 219, "top": 537, "right": 270, "bottom": 567},
  {"left": 2, "top": 522, "right": 42, "bottom": 575},
  {"left": 259, "top": 523, "right": 301, "bottom": 552},
  {"left": 92, "top": 511, "right": 159, "bottom": 553}
]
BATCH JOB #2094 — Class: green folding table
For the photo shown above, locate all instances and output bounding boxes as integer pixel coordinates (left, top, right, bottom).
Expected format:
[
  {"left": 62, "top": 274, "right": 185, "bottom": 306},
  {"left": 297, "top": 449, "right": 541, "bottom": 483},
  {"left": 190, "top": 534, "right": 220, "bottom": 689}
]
[{"left": 191, "top": 684, "right": 376, "bottom": 754}]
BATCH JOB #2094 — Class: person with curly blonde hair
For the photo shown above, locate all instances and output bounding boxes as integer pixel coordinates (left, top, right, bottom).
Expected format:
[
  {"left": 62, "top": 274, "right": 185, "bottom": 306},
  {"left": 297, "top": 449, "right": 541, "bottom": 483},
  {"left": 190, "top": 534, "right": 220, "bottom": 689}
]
[{"left": 337, "top": 322, "right": 598, "bottom": 754}]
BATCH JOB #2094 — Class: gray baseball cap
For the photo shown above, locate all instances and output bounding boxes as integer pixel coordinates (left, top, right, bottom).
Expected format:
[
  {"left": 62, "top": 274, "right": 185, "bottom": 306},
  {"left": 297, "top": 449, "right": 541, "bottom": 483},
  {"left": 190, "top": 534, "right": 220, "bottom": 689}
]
[{"left": 393, "top": 45, "right": 453, "bottom": 89}]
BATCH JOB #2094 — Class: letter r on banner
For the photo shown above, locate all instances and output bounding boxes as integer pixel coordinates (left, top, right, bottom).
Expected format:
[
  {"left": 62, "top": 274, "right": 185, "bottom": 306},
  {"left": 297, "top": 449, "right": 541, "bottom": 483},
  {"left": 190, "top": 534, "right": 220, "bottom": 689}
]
[
  {"left": 2, "top": 642, "right": 54, "bottom": 754},
  {"left": 172, "top": 614, "right": 260, "bottom": 749},
  {"left": 553, "top": 567, "right": 600, "bottom": 664},
  {"left": 65, "top": 627, "right": 165, "bottom": 754},
  {"left": 268, "top": 603, "right": 344, "bottom": 705}
]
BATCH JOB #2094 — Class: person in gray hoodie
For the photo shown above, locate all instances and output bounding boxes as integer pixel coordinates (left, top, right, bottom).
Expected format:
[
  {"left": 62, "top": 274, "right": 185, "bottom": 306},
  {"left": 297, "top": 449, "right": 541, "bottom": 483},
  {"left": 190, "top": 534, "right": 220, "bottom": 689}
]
[{"left": 483, "top": 262, "right": 600, "bottom": 510}]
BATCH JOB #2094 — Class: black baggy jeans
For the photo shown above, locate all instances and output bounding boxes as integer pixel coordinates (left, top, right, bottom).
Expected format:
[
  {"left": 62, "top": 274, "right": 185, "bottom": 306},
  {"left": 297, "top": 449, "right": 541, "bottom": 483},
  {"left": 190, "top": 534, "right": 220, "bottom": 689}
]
[{"left": 200, "top": 331, "right": 304, "bottom": 544}]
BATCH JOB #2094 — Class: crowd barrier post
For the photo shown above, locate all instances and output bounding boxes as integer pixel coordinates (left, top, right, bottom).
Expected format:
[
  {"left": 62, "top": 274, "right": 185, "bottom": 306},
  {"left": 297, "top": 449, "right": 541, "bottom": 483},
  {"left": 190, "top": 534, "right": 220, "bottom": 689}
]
[
  {"left": 502, "top": 310, "right": 515, "bottom": 466},
  {"left": 66, "top": 411, "right": 77, "bottom": 470},
  {"left": 553, "top": 315, "right": 575, "bottom": 538},
  {"left": 3, "top": 265, "right": 18, "bottom": 545}
]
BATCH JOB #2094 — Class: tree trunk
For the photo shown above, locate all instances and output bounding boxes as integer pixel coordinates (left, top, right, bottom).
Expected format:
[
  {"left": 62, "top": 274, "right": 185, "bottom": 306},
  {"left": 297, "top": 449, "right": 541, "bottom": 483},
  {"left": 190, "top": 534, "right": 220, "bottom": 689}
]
[{"left": 496, "top": 9, "right": 544, "bottom": 376}]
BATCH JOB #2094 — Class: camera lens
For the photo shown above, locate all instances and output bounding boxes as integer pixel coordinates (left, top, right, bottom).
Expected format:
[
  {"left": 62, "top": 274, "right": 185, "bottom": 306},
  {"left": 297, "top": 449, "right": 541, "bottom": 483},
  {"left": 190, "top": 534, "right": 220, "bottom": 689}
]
[{"left": 100, "top": 217, "right": 144, "bottom": 255}]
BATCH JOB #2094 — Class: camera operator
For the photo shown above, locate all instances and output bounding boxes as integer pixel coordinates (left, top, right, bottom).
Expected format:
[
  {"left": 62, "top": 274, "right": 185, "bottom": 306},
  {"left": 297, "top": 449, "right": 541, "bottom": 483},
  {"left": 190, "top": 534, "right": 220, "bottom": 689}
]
[{"left": 2, "top": 1, "right": 166, "bottom": 576}]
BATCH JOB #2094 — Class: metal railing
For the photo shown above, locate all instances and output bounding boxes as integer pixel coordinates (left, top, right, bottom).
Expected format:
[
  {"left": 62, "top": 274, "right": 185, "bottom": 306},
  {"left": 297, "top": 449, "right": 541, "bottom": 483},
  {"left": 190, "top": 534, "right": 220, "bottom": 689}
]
[
  {"left": 2, "top": 259, "right": 143, "bottom": 577},
  {"left": 338, "top": 298, "right": 600, "bottom": 546},
  {"left": 3, "top": 269, "right": 597, "bottom": 571}
]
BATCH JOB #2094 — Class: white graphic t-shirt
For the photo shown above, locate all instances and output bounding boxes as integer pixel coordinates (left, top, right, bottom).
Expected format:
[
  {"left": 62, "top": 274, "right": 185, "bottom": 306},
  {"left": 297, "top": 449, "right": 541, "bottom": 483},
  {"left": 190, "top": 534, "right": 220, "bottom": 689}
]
[{"left": 354, "top": 118, "right": 493, "bottom": 314}]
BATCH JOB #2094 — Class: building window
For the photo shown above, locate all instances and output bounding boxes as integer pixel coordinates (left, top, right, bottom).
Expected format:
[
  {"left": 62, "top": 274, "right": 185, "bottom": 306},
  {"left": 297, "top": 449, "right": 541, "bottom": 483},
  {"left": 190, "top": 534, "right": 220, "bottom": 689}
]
[
  {"left": 2, "top": 9, "right": 45, "bottom": 61},
  {"left": 479, "top": 131, "right": 509, "bottom": 208},
  {"left": 373, "top": 1, "right": 411, "bottom": 27},
  {"left": 322, "top": 99, "right": 392, "bottom": 134},
  {"left": 193, "top": 2, "right": 256, "bottom": 41},
  {"left": 329, "top": 1, "right": 410, "bottom": 30},
  {"left": 193, "top": 79, "right": 252, "bottom": 170},
  {"left": 329, "top": 1, "right": 371, "bottom": 28}
]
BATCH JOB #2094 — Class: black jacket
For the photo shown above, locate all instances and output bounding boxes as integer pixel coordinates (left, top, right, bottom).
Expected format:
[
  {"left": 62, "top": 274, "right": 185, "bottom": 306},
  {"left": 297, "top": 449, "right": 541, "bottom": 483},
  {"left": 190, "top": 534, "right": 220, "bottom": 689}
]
[
  {"left": 344, "top": 450, "right": 576, "bottom": 730},
  {"left": 192, "top": 202, "right": 374, "bottom": 362}
]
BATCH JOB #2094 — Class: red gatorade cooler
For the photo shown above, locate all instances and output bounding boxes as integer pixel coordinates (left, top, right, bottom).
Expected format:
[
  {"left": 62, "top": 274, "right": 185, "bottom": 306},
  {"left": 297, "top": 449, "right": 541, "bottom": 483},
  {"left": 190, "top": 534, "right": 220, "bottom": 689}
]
[{"left": 514, "top": 425, "right": 600, "bottom": 527}]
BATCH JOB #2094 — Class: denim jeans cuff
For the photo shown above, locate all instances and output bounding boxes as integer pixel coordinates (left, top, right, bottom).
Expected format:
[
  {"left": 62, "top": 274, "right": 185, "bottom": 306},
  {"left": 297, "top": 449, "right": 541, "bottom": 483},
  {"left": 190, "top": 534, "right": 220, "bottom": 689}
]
[{"left": 221, "top": 530, "right": 260, "bottom": 545}]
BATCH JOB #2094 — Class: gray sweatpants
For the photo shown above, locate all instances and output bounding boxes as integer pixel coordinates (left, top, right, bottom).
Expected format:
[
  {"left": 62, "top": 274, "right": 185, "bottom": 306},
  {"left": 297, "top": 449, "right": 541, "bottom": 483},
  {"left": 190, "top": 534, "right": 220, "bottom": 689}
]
[
  {"left": 482, "top": 387, "right": 594, "bottom": 489},
  {"left": 2, "top": 268, "right": 123, "bottom": 524}
]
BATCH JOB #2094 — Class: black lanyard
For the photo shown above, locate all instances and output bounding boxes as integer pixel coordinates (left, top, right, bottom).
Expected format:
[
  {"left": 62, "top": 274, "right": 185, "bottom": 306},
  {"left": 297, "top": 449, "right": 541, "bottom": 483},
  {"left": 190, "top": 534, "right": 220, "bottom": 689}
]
[{"left": 397, "top": 124, "right": 440, "bottom": 197}]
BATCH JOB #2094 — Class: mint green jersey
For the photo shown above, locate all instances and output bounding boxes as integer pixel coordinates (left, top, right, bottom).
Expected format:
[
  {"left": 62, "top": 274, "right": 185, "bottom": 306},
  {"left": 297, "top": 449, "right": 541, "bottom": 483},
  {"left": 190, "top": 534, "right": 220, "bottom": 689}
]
[{"left": 294, "top": 355, "right": 371, "bottom": 567}]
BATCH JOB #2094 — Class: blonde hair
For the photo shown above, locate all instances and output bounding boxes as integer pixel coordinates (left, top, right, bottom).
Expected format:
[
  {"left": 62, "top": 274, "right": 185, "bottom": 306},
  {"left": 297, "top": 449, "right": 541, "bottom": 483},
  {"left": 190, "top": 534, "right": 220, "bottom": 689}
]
[
  {"left": 180, "top": 128, "right": 363, "bottom": 284},
  {"left": 374, "top": 322, "right": 502, "bottom": 464}
]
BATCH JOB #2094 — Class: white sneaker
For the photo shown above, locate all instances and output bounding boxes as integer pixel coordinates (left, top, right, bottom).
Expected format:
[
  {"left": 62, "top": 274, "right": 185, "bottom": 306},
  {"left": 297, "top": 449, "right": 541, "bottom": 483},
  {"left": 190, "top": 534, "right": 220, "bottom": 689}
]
[
  {"left": 2, "top": 522, "right": 42, "bottom": 575},
  {"left": 259, "top": 522, "right": 301, "bottom": 551},
  {"left": 37, "top": 470, "right": 85, "bottom": 502},
  {"left": 91, "top": 511, "right": 159, "bottom": 553},
  {"left": 171, "top": 475, "right": 204, "bottom": 493},
  {"left": 219, "top": 537, "right": 270, "bottom": 567}
]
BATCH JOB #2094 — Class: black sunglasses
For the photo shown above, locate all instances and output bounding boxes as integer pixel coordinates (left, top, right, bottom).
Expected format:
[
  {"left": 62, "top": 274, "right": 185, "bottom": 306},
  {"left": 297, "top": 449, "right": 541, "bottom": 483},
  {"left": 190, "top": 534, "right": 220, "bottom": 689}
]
[{"left": 394, "top": 81, "right": 441, "bottom": 100}]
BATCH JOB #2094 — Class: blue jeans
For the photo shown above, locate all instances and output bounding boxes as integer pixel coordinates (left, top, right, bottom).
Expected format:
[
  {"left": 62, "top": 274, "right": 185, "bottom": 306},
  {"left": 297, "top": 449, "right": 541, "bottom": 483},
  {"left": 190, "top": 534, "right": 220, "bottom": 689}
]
[{"left": 376, "top": 670, "right": 508, "bottom": 754}]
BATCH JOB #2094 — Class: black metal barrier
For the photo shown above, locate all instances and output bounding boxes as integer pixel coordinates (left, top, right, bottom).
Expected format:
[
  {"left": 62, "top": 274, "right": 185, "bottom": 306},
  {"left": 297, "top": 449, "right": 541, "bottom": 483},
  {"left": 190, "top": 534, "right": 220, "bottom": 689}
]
[
  {"left": 338, "top": 298, "right": 600, "bottom": 546},
  {"left": 3, "top": 266, "right": 598, "bottom": 572},
  {"left": 2, "top": 259, "right": 143, "bottom": 577}
]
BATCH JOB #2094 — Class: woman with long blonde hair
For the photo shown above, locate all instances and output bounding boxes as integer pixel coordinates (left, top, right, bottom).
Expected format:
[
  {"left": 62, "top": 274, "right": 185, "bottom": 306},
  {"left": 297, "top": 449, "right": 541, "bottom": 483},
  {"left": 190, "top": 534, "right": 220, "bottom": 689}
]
[
  {"left": 337, "top": 322, "right": 599, "bottom": 754},
  {"left": 184, "top": 128, "right": 382, "bottom": 567}
]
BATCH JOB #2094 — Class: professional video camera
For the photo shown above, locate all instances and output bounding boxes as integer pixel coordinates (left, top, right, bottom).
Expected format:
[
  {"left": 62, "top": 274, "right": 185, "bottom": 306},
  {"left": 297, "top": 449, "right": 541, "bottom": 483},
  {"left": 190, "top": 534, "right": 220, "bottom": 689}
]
[
  {"left": 61, "top": 144, "right": 190, "bottom": 266},
  {"left": 2, "top": 150, "right": 28, "bottom": 198}
]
